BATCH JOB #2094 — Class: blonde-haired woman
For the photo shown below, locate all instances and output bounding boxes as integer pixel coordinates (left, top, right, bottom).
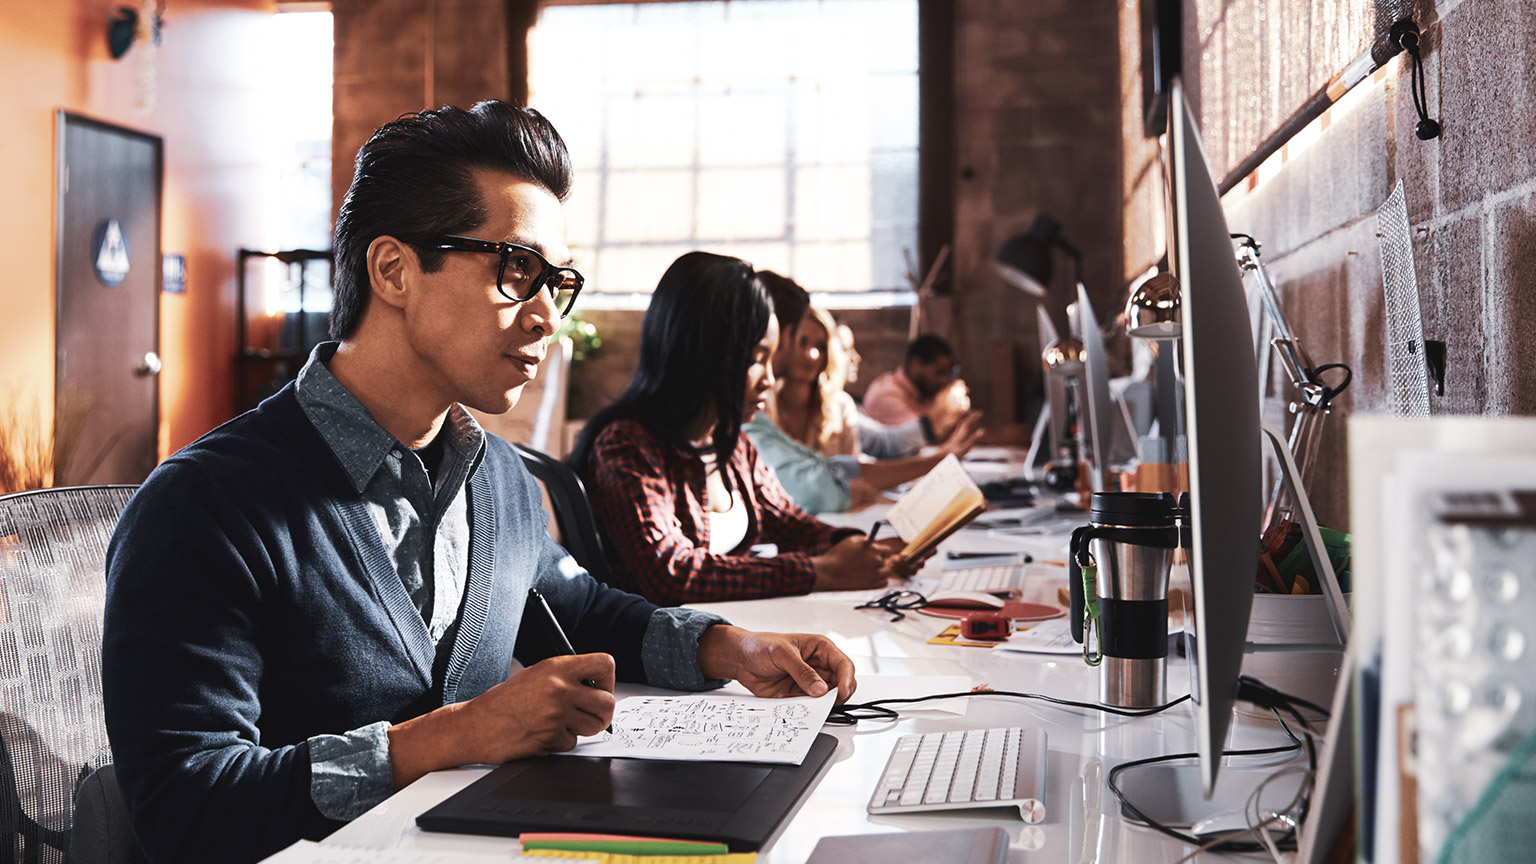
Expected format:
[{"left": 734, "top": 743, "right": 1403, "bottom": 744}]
[{"left": 746, "top": 305, "right": 982, "bottom": 513}]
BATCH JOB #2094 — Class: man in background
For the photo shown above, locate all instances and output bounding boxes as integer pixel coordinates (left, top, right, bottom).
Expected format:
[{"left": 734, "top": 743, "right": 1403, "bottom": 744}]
[{"left": 862, "top": 334, "right": 971, "bottom": 441}]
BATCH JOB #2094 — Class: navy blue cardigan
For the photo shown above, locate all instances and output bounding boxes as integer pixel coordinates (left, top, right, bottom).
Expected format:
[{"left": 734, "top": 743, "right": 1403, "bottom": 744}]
[{"left": 103, "top": 387, "right": 677, "bottom": 863}]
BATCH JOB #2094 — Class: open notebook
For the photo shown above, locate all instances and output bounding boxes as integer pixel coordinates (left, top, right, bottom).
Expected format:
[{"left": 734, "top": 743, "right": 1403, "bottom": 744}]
[{"left": 885, "top": 454, "right": 987, "bottom": 563}]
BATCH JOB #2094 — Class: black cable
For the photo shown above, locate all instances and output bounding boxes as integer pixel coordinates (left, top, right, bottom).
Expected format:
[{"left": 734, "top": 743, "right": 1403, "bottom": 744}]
[
  {"left": 1308, "top": 361, "right": 1353, "bottom": 404},
  {"left": 1391, "top": 20, "right": 1442, "bottom": 140},
  {"left": 825, "top": 677, "right": 1328, "bottom": 853},
  {"left": 825, "top": 689, "right": 1191, "bottom": 726},
  {"left": 1106, "top": 730, "right": 1306, "bottom": 853},
  {"left": 1239, "top": 674, "right": 1332, "bottom": 723},
  {"left": 1105, "top": 676, "right": 1324, "bottom": 853}
]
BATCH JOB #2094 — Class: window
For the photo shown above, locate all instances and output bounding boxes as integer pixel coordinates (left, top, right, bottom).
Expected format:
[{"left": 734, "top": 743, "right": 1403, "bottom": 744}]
[
  {"left": 529, "top": 0, "right": 919, "bottom": 306},
  {"left": 258, "top": 6, "right": 334, "bottom": 316}
]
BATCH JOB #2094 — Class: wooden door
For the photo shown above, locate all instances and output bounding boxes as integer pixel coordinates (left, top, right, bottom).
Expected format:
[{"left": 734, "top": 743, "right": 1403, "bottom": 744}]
[{"left": 54, "top": 113, "right": 162, "bottom": 485}]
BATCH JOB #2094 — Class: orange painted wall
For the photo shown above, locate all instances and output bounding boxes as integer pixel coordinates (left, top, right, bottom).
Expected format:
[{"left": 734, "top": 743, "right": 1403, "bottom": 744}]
[{"left": 0, "top": 0, "right": 278, "bottom": 464}]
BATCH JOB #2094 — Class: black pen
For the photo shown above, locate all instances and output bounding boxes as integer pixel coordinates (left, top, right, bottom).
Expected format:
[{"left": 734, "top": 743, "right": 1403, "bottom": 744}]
[
  {"left": 527, "top": 587, "right": 614, "bottom": 734},
  {"left": 868, "top": 521, "right": 882, "bottom": 542},
  {"left": 946, "top": 550, "right": 1033, "bottom": 562}
]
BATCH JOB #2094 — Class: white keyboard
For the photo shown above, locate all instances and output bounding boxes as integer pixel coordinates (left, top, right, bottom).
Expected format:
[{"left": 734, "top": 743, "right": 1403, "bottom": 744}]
[
  {"left": 941, "top": 564, "right": 1027, "bottom": 594},
  {"left": 867, "top": 727, "right": 1048, "bottom": 823}
]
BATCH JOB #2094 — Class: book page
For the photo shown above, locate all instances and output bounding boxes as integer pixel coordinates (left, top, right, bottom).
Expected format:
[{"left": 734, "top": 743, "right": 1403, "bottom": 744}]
[
  {"left": 886, "top": 454, "right": 985, "bottom": 545},
  {"left": 558, "top": 691, "right": 835, "bottom": 765}
]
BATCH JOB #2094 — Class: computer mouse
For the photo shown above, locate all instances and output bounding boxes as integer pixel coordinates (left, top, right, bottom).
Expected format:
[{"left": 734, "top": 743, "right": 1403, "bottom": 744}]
[{"left": 926, "top": 591, "right": 1008, "bottom": 610}]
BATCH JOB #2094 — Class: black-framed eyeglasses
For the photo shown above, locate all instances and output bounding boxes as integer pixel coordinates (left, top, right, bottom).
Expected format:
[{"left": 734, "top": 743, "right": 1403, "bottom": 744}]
[
  {"left": 402, "top": 234, "right": 584, "bottom": 318},
  {"left": 856, "top": 589, "right": 929, "bottom": 623}
]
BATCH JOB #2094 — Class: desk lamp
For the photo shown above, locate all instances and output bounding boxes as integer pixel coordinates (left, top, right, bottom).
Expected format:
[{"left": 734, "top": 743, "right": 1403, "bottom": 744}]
[
  {"left": 1125, "top": 271, "right": 1181, "bottom": 339},
  {"left": 1124, "top": 271, "right": 1185, "bottom": 463},
  {"left": 992, "top": 213, "right": 1083, "bottom": 299},
  {"left": 1025, "top": 307, "right": 1087, "bottom": 493},
  {"left": 1002, "top": 215, "right": 1089, "bottom": 494}
]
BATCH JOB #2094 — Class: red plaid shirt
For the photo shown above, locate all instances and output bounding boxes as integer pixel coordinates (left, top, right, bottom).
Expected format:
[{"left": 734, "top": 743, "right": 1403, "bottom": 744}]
[{"left": 584, "top": 418, "right": 845, "bottom": 605}]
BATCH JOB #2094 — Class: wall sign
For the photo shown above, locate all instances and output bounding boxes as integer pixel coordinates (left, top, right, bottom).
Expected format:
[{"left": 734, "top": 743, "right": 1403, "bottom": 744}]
[
  {"left": 92, "top": 218, "right": 131, "bottom": 287},
  {"left": 163, "top": 253, "right": 186, "bottom": 294}
]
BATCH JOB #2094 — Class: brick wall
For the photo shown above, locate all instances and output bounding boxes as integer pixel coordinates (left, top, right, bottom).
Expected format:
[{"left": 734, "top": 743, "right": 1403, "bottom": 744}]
[
  {"left": 331, "top": 0, "right": 511, "bottom": 226},
  {"left": 948, "top": 0, "right": 1124, "bottom": 425}
]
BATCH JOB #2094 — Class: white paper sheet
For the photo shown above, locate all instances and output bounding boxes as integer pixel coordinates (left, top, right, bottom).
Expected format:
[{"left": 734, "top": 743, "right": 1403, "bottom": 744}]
[
  {"left": 559, "top": 690, "right": 836, "bottom": 765},
  {"left": 992, "top": 618, "right": 1082, "bottom": 655}
]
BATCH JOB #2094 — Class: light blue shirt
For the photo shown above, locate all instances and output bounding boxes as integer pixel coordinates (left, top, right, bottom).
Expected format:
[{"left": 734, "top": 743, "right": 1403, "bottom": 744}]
[{"left": 295, "top": 343, "right": 725, "bottom": 820}]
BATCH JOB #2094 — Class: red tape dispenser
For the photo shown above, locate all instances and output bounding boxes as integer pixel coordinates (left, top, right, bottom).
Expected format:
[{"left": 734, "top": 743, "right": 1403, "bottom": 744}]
[{"left": 959, "top": 611, "right": 1015, "bottom": 641}]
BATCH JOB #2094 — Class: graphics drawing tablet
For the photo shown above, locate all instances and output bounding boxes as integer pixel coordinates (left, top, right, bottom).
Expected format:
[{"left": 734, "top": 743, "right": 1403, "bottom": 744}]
[{"left": 415, "top": 732, "right": 839, "bottom": 852}]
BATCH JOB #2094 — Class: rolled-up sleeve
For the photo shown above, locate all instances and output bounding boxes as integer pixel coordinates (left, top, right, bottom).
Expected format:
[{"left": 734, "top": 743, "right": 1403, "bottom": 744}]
[
  {"left": 641, "top": 608, "right": 731, "bottom": 691},
  {"left": 308, "top": 722, "right": 394, "bottom": 821}
]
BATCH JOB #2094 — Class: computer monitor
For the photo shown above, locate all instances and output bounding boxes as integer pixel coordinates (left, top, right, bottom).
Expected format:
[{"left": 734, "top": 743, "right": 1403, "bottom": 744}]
[
  {"left": 1166, "top": 78, "right": 1263, "bottom": 796},
  {"left": 1076, "top": 284, "right": 1115, "bottom": 494}
]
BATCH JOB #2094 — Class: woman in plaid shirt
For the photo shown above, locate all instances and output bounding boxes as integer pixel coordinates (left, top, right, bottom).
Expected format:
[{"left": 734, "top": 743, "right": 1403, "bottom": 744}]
[{"left": 570, "top": 252, "right": 915, "bottom": 605}]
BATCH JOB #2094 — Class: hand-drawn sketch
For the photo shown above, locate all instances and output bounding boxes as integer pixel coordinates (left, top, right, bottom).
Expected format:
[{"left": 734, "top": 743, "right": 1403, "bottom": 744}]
[{"left": 558, "top": 691, "right": 836, "bottom": 765}]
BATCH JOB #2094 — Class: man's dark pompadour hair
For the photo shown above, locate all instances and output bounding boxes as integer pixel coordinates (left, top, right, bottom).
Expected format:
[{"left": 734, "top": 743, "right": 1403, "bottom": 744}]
[
  {"left": 329, "top": 102, "right": 573, "bottom": 340},
  {"left": 906, "top": 334, "right": 955, "bottom": 365}
]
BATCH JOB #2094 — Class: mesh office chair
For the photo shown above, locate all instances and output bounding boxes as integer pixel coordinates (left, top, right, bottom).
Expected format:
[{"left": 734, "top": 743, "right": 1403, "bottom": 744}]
[
  {"left": 512, "top": 444, "right": 614, "bottom": 585},
  {"left": 0, "top": 486, "right": 137, "bottom": 864}
]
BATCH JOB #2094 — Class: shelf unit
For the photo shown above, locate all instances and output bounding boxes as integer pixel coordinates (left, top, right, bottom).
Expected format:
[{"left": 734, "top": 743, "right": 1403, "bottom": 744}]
[{"left": 236, "top": 247, "right": 333, "bottom": 413}]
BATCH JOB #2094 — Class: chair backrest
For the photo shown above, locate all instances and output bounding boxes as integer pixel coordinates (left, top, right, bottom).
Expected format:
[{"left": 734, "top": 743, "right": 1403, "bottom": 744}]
[
  {"left": 512, "top": 445, "right": 613, "bottom": 585},
  {"left": 0, "top": 486, "right": 136, "bottom": 864}
]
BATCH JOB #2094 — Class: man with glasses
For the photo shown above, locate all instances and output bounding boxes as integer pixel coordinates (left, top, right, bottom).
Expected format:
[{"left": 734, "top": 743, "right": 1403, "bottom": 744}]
[
  {"left": 862, "top": 334, "right": 974, "bottom": 442},
  {"left": 103, "top": 102, "right": 856, "bottom": 864}
]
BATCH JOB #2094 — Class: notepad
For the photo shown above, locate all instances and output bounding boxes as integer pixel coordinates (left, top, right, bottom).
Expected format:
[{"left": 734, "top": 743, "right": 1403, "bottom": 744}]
[
  {"left": 520, "top": 833, "right": 728, "bottom": 855},
  {"left": 885, "top": 454, "right": 987, "bottom": 562}
]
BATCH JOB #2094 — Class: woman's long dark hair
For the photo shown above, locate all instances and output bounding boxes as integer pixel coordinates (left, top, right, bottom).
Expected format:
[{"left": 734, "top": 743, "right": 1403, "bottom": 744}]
[{"left": 569, "top": 252, "right": 773, "bottom": 491}]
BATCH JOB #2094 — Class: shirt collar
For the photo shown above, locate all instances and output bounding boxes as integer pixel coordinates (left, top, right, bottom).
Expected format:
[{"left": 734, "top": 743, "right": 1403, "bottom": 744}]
[{"left": 294, "top": 342, "right": 486, "bottom": 493}]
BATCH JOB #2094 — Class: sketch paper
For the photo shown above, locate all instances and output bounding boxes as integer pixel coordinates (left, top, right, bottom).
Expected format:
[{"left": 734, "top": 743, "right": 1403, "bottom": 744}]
[
  {"left": 992, "top": 619, "right": 1081, "bottom": 655},
  {"left": 560, "top": 691, "right": 835, "bottom": 765}
]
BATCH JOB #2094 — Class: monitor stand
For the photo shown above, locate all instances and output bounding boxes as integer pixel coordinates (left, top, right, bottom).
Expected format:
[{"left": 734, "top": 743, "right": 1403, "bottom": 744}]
[
  {"left": 1118, "top": 422, "right": 1354, "bottom": 848},
  {"left": 1115, "top": 758, "right": 1309, "bottom": 830},
  {"left": 1116, "top": 644, "right": 1353, "bottom": 860}
]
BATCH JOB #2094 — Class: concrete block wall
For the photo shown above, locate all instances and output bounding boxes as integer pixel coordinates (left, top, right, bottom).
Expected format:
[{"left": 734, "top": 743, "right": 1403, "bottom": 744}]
[{"left": 1124, "top": 0, "right": 1536, "bottom": 529}]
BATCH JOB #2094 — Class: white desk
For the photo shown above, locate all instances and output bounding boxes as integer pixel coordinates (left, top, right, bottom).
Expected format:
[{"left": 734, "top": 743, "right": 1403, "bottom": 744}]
[{"left": 324, "top": 500, "right": 1309, "bottom": 862}]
